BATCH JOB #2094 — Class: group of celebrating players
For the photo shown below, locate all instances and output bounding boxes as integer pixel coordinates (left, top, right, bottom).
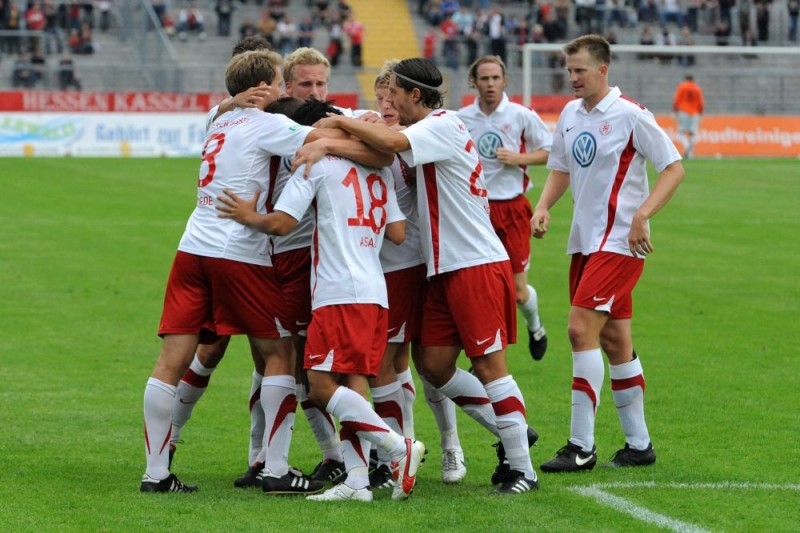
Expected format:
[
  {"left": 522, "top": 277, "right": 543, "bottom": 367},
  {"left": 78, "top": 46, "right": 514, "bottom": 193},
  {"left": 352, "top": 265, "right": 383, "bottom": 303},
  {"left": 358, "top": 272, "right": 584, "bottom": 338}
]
[{"left": 139, "top": 33, "right": 685, "bottom": 502}]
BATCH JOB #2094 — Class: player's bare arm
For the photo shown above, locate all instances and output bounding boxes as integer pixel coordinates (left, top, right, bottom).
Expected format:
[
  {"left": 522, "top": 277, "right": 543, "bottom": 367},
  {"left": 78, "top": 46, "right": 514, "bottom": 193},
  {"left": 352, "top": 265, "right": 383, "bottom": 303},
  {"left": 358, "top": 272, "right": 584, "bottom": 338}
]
[
  {"left": 531, "top": 169, "right": 571, "bottom": 238},
  {"left": 215, "top": 189, "right": 299, "bottom": 236},
  {"left": 384, "top": 220, "right": 406, "bottom": 246},
  {"left": 212, "top": 85, "right": 272, "bottom": 122},
  {"left": 292, "top": 136, "right": 394, "bottom": 177},
  {"left": 314, "top": 114, "right": 411, "bottom": 153},
  {"left": 627, "top": 160, "right": 685, "bottom": 256},
  {"left": 496, "top": 147, "right": 550, "bottom": 167}
]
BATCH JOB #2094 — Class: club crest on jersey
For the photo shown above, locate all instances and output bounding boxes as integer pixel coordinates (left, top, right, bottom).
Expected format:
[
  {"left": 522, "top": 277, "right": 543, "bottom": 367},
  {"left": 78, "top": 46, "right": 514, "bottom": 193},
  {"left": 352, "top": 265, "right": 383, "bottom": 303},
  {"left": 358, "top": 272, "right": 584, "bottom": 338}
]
[
  {"left": 477, "top": 132, "right": 503, "bottom": 159},
  {"left": 599, "top": 122, "right": 612, "bottom": 135},
  {"left": 572, "top": 132, "right": 596, "bottom": 167}
]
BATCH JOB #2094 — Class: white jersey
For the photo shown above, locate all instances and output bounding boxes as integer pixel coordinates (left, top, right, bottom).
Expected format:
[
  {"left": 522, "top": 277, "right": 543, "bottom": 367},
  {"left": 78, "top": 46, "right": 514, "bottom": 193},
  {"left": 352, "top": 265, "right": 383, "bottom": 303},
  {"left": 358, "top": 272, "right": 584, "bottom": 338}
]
[
  {"left": 379, "top": 157, "right": 425, "bottom": 273},
  {"left": 275, "top": 155, "right": 404, "bottom": 309},
  {"left": 178, "top": 108, "right": 312, "bottom": 265},
  {"left": 458, "top": 93, "right": 553, "bottom": 200},
  {"left": 547, "top": 87, "right": 681, "bottom": 257},
  {"left": 268, "top": 157, "right": 314, "bottom": 255},
  {"left": 400, "top": 109, "right": 509, "bottom": 277},
  {"left": 205, "top": 105, "right": 219, "bottom": 132}
]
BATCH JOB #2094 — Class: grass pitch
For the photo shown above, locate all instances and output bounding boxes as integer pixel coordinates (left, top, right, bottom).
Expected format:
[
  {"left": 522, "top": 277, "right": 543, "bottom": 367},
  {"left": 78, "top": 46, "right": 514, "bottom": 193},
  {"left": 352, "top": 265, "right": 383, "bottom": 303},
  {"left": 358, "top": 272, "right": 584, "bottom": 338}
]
[{"left": 0, "top": 157, "right": 798, "bottom": 531}]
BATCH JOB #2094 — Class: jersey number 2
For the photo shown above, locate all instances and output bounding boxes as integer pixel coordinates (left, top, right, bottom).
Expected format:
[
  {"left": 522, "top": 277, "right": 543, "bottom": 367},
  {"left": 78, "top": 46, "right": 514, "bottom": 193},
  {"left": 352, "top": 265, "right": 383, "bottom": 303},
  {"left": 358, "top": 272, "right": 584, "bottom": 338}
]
[{"left": 465, "top": 139, "right": 488, "bottom": 198}]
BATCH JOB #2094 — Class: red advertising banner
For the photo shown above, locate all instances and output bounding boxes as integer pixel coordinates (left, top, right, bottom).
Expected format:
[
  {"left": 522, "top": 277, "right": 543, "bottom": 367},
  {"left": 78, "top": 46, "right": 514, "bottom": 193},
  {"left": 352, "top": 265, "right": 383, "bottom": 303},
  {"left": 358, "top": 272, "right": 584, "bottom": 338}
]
[{"left": 0, "top": 91, "right": 360, "bottom": 113}]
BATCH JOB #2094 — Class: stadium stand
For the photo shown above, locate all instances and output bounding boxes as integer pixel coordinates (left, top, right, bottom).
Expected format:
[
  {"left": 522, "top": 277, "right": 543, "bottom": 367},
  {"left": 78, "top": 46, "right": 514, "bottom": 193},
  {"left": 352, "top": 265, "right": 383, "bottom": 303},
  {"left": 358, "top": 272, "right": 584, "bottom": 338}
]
[{"left": 1, "top": 0, "right": 798, "bottom": 113}]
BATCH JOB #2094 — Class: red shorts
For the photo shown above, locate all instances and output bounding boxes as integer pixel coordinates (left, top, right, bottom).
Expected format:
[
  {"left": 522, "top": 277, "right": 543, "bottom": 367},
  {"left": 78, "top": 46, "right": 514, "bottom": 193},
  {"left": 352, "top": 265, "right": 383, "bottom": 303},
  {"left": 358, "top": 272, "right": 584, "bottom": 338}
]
[
  {"left": 272, "top": 247, "right": 312, "bottom": 335},
  {"left": 385, "top": 264, "right": 427, "bottom": 344},
  {"left": 304, "top": 304, "right": 388, "bottom": 377},
  {"left": 421, "top": 261, "right": 517, "bottom": 357},
  {"left": 489, "top": 195, "right": 533, "bottom": 274},
  {"left": 569, "top": 252, "right": 644, "bottom": 320},
  {"left": 158, "top": 251, "right": 284, "bottom": 341}
]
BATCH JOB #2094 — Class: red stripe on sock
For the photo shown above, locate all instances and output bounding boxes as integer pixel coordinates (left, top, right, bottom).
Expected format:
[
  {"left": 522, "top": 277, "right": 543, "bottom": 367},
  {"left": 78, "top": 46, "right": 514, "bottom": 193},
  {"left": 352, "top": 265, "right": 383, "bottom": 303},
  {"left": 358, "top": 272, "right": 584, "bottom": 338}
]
[
  {"left": 492, "top": 395, "right": 527, "bottom": 417},
  {"left": 159, "top": 427, "right": 172, "bottom": 455},
  {"left": 341, "top": 420, "right": 390, "bottom": 435},
  {"left": 611, "top": 374, "right": 646, "bottom": 392},
  {"left": 144, "top": 425, "right": 151, "bottom": 454},
  {"left": 249, "top": 388, "right": 261, "bottom": 412},
  {"left": 401, "top": 382, "right": 416, "bottom": 395},
  {"left": 339, "top": 424, "right": 367, "bottom": 465},
  {"left": 181, "top": 368, "right": 210, "bottom": 388},
  {"left": 572, "top": 377, "right": 598, "bottom": 410},
  {"left": 452, "top": 395, "right": 491, "bottom": 407},
  {"left": 267, "top": 394, "right": 298, "bottom": 445},
  {"left": 374, "top": 400, "right": 404, "bottom": 433}
]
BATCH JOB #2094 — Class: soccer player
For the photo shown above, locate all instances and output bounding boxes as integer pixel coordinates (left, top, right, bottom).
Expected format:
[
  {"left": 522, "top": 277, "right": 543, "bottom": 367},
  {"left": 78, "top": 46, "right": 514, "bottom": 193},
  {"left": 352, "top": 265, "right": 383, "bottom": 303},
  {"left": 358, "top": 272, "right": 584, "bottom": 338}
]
[
  {"left": 308, "top": 58, "right": 540, "bottom": 495},
  {"left": 672, "top": 74, "right": 704, "bottom": 159},
  {"left": 458, "top": 55, "right": 553, "bottom": 362},
  {"left": 370, "top": 59, "right": 466, "bottom": 488},
  {"left": 141, "top": 50, "right": 319, "bottom": 494},
  {"left": 216, "top": 98, "right": 427, "bottom": 503},
  {"left": 531, "top": 35, "right": 684, "bottom": 472}
]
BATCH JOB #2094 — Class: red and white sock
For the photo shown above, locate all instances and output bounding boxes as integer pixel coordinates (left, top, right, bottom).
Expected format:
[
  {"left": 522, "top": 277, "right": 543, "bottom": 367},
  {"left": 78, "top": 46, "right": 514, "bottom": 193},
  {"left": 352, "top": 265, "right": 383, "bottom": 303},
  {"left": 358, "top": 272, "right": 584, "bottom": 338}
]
[
  {"left": 371, "top": 380, "right": 405, "bottom": 465},
  {"left": 420, "top": 376, "right": 461, "bottom": 450},
  {"left": 485, "top": 375, "right": 534, "bottom": 479},
  {"left": 248, "top": 371, "right": 265, "bottom": 466},
  {"left": 144, "top": 377, "right": 175, "bottom": 480},
  {"left": 610, "top": 355, "right": 650, "bottom": 450},
  {"left": 170, "top": 355, "right": 214, "bottom": 445},
  {"left": 260, "top": 375, "right": 297, "bottom": 477},
  {"left": 298, "top": 384, "right": 342, "bottom": 462},
  {"left": 438, "top": 368, "right": 498, "bottom": 438},
  {"left": 326, "top": 386, "right": 405, "bottom": 461},
  {"left": 339, "top": 424, "right": 371, "bottom": 490},
  {"left": 518, "top": 284, "right": 542, "bottom": 332},
  {"left": 396, "top": 368, "right": 416, "bottom": 439},
  {"left": 570, "top": 348, "right": 605, "bottom": 452}
]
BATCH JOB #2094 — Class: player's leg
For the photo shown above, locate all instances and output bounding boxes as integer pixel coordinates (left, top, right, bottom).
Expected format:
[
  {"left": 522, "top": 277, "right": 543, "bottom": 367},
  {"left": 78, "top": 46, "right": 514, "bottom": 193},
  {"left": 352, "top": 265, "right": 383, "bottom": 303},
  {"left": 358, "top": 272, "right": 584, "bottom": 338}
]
[
  {"left": 141, "top": 334, "right": 200, "bottom": 493},
  {"left": 170, "top": 336, "right": 231, "bottom": 460},
  {"left": 234, "top": 342, "right": 270, "bottom": 488},
  {"left": 368, "top": 342, "right": 405, "bottom": 489},
  {"left": 601, "top": 318, "right": 656, "bottom": 467},
  {"left": 393, "top": 342, "right": 417, "bottom": 439},
  {"left": 514, "top": 270, "right": 548, "bottom": 361}
]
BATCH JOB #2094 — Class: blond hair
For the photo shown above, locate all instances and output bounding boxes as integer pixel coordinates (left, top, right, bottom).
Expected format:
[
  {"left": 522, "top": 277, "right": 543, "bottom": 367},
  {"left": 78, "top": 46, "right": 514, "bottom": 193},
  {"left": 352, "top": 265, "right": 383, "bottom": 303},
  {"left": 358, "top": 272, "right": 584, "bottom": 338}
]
[
  {"left": 225, "top": 50, "right": 282, "bottom": 96},
  {"left": 468, "top": 55, "right": 507, "bottom": 87},
  {"left": 283, "top": 47, "right": 330, "bottom": 83},
  {"left": 374, "top": 59, "right": 400, "bottom": 89}
]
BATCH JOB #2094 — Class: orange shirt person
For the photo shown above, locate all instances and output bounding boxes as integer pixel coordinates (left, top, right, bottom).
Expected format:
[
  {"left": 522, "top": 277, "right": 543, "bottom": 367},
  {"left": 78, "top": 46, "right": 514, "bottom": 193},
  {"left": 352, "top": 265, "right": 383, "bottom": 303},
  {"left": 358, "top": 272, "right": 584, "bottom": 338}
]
[{"left": 673, "top": 74, "right": 704, "bottom": 158}]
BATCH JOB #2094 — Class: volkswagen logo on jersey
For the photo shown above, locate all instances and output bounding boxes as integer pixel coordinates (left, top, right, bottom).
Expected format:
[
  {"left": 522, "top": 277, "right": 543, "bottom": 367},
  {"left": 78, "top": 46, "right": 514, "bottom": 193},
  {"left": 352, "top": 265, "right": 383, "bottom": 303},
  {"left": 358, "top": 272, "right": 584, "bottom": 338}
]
[
  {"left": 572, "top": 132, "right": 597, "bottom": 168},
  {"left": 477, "top": 132, "right": 503, "bottom": 159}
]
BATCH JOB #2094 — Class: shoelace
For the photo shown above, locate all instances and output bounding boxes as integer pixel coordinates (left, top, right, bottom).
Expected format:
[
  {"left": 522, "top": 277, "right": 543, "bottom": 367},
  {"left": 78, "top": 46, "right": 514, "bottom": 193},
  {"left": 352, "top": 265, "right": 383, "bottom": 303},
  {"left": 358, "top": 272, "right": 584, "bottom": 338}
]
[{"left": 442, "top": 450, "right": 459, "bottom": 471}]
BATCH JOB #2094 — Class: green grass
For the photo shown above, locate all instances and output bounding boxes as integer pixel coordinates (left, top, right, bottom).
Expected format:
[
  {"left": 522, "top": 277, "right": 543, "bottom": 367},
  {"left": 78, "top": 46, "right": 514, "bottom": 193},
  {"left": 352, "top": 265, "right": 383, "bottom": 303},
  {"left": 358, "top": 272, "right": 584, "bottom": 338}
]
[{"left": 0, "top": 157, "right": 798, "bottom": 532}]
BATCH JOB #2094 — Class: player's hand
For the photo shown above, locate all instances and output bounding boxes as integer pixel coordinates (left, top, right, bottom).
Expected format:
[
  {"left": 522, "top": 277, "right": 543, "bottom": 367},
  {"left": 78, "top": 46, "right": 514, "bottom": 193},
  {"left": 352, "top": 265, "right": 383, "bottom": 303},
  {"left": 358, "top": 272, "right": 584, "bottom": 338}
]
[
  {"left": 291, "top": 139, "right": 328, "bottom": 178},
  {"left": 357, "top": 111, "right": 382, "bottom": 124},
  {"left": 233, "top": 86, "right": 270, "bottom": 109},
  {"left": 531, "top": 207, "right": 550, "bottom": 239},
  {"left": 495, "top": 147, "right": 518, "bottom": 165},
  {"left": 312, "top": 114, "right": 342, "bottom": 129},
  {"left": 628, "top": 214, "right": 653, "bottom": 257},
  {"left": 216, "top": 189, "right": 259, "bottom": 226}
]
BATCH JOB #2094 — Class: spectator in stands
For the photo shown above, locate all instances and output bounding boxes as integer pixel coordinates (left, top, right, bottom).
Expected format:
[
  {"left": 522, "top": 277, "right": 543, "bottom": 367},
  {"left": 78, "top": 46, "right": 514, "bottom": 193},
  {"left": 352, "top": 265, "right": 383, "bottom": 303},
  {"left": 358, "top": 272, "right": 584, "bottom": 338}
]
[
  {"left": 423, "top": 25, "right": 438, "bottom": 65},
  {"left": 78, "top": 21, "right": 95, "bottom": 54},
  {"left": 714, "top": 19, "right": 731, "bottom": 45},
  {"left": 25, "top": 1, "right": 46, "bottom": 55},
  {"left": 607, "top": 0, "right": 629, "bottom": 27},
  {"left": 638, "top": 26, "right": 656, "bottom": 60},
  {"left": 98, "top": 0, "right": 111, "bottom": 33},
  {"left": 789, "top": 0, "right": 799, "bottom": 43},
  {"left": 276, "top": 15, "right": 297, "bottom": 56},
  {"left": 43, "top": 0, "right": 63, "bottom": 55},
  {"left": 575, "top": 0, "right": 596, "bottom": 35},
  {"left": 2, "top": 1, "right": 22, "bottom": 55},
  {"left": 718, "top": 0, "right": 734, "bottom": 28},
  {"left": 754, "top": 0, "right": 770, "bottom": 41},
  {"left": 178, "top": 2, "right": 207, "bottom": 41},
  {"left": 677, "top": 25, "right": 697, "bottom": 66},
  {"left": 343, "top": 11, "right": 363, "bottom": 67},
  {"left": 686, "top": 0, "right": 702, "bottom": 31},
  {"left": 58, "top": 52, "right": 81, "bottom": 90},
  {"left": 67, "top": 28, "right": 81, "bottom": 53},
  {"left": 325, "top": 11, "right": 343, "bottom": 67},
  {"left": 487, "top": 7, "right": 507, "bottom": 63},
  {"left": 162, "top": 10, "right": 177, "bottom": 38},
  {"left": 151, "top": 0, "right": 167, "bottom": 27},
  {"left": 660, "top": 0, "right": 685, "bottom": 26},
  {"left": 12, "top": 52, "right": 37, "bottom": 88},
  {"left": 741, "top": 27, "right": 758, "bottom": 58},
  {"left": 638, "top": 0, "right": 660, "bottom": 24},
  {"left": 541, "top": 7, "right": 566, "bottom": 41},
  {"left": 257, "top": 8, "right": 277, "bottom": 45},
  {"left": 215, "top": 0, "right": 234, "bottom": 37},
  {"left": 594, "top": 0, "right": 607, "bottom": 33},
  {"left": 297, "top": 15, "right": 315, "bottom": 48},
  {"left": 30, "top": 48, "right": 47, "bottom": 83},
  {"left": 440, "top": 13, "right": 459, "bottom": 69}
]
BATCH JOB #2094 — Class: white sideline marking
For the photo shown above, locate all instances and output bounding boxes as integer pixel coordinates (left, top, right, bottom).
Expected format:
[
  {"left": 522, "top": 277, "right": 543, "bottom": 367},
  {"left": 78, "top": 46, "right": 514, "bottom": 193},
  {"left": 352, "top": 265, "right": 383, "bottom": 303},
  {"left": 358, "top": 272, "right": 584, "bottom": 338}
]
[{"left": 571, "top": 482, "right": 800, "bottom": 533}]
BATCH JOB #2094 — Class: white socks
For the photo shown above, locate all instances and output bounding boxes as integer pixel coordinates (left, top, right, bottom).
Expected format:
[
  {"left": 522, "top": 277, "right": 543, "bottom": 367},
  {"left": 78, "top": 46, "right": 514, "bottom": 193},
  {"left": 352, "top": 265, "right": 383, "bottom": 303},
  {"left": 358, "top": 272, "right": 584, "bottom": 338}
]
[
  {"left": 437, "top": 368, "right": 498, "bottom": 438},
  {"left": 421, "top": 376, "right": 461, "bottom": 450},
  {"left": 518, "top": 284, "right": 542, "bottom": 332},
  {"left": 485, "top": 375, "right": 534, "bottom": 479},
  {"left": 570, "top": 349, "right": 604, "bottom": 452},
  {"left": 610, "top": 356, "right": 650, "bottom": 450},
  {"left": 298, "top": 384, "right": 343, "bottom": 462},
  {"left": 260, "top": 375, "right": 296, "bottom": 477},
  {"left": 396, "top": 368, "right": 416, "bottom": 439},
  {"left": 144, "top": 377, "right": 176, "bottom": 480},
  {"left": 170, "top": 355, "right": 214, "bottom": 445}
]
